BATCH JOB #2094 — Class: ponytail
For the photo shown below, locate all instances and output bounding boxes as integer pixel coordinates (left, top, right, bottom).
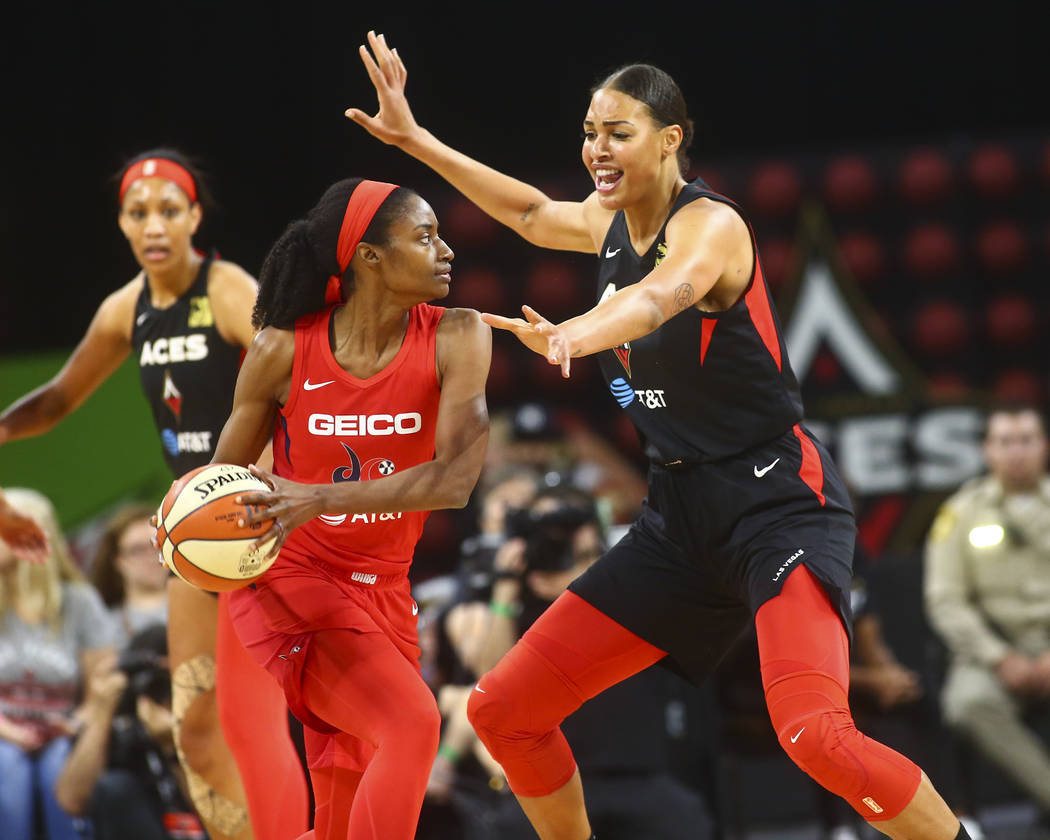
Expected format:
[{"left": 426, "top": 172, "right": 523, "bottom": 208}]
[
  {"left": 252, "top": 221, "right": 327, "bottom": 329},
  {"left": 252, "top": 178, "right": 419, "bottom": 330}
]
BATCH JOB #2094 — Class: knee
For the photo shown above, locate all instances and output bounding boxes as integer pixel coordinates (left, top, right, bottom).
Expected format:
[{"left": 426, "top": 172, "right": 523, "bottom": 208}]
[
  {"left": 380, "top": 689, "right": 441, "bottom": 755},
  {"left": 175, "top": 688, "right": 222, "bottom": 773},
  {"left": 467, "top": 679, "right": 512, "bottom": 745},
  {"left": 765, "top": 671, "right": 864, "bottom": 795}
]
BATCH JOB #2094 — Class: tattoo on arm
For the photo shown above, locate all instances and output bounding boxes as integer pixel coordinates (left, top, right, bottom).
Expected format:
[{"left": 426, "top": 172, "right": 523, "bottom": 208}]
[
  {"left": 672, "top": 283, "right": 695, "bottom": 314},
  {"left": 572, "top": 349, "right": 582, "bottom": 357},
  {"left": 520, "top": 203, "right": 537, "bottom": 223}
]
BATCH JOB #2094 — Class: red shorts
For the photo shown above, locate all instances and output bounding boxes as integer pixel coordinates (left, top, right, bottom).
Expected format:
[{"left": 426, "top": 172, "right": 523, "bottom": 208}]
[{"left": 227, "top": 553, "right": 420, "bottom": 738}]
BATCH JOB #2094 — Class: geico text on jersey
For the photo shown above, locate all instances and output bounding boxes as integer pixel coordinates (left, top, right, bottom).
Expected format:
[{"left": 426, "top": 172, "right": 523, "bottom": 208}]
[{"left": 307, "top": 413, "right": 423, "bottom": 437}]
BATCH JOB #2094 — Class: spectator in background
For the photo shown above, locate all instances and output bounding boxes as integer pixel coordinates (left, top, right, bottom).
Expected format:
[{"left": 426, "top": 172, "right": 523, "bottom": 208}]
[
  {"left": 434, "top": 483, "right": 713, "bottom": 839},
  {"left": 89, "top": 502, "right": 169, "bottom": 649},
  {"left": 925, "top": 402, "right": 1050, "bottom": 819},
  {"left": 485, "top": 403, "right": 648, "bottom": 526},
  {"left": 0, "top": 487, "right": 115, "bottom": 840},
  {"left": 55, "top": 624, "right": 207, "bottom": 840}
]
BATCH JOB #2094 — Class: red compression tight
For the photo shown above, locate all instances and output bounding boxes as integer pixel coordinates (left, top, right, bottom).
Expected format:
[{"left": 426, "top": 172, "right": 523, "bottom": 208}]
[
  {"left": 755, "top": 565, "right": 921, "bottom": 820},
  {"left": 295, "top": 628, "right": 441, "bottom": 840},
  {"left": 469, "top": 568, "right": 922, "bottom": 821},
  {"left": 215, "top": 593, "right": 310, "bottom": 839}
]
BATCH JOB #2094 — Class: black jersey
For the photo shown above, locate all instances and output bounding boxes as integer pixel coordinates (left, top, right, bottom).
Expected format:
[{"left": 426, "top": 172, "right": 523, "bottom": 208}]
[
  {"left": 596, "top": 178, "right": 804, "bottom": 465},
  {"left": 131, "top": 254, "right": 243, "bottom": 475}
]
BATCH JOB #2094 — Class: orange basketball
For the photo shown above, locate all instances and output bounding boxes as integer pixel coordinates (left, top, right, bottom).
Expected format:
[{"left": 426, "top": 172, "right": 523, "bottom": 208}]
[{"left": 157, "top": 463, "right": 279, "bottom": 592}]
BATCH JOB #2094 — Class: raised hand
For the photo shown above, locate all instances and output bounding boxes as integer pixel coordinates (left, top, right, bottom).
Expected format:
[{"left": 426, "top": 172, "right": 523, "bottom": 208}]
[
  {"left": 481, "top": 305, "right": 574, "bottom": 378},
  {"left": 345, "top": 31, "right": 420, "bottom": 147}
]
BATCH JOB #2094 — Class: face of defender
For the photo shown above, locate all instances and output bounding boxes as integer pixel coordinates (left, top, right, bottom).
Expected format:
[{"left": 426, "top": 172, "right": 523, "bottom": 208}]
[
  {"left": 581, "top": 88, "right": 680, "bottom": 211},
  {"left": 374, "top": 195, "right": 454, "bottom": 302},
  {"left": 118, "top": 177, "right": 201, "bottom": 272}
]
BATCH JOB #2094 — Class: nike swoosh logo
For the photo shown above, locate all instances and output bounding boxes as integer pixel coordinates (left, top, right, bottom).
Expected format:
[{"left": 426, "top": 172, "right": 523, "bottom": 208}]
[
  {"left": 136, "top": 312, "right": 149, "bottom": 326},
  {"left": 474, "top": 684, "right": 486, "bottom": 694},
  {"left": 605, "top": 247, "right": 621, "bottom": 258},
  {"left": 791, "top": 727, "right": 805, "bottom": 743},
  {"left": 754, "top": 457, "right": 780, "bottom": 478},
  {"left": 411, "top": 601, "right": 419, "bottom": 616},
  {"left": 303, "top": 379, "right": 335, "bottom": 391}
]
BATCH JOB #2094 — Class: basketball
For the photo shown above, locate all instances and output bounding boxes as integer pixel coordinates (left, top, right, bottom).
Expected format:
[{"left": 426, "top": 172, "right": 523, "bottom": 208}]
[{"left": 157, "top": 463, "right": 279, "bottom": 592}]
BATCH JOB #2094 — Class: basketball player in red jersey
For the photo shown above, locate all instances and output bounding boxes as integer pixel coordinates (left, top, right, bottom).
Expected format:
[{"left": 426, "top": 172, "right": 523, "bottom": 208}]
[
  {"left": 208, "top": 177, "right": 491, "bottom": 840},
  {"left": 0, "top": 151, "right": 309, "bottom": 840},
  {"left": 348, "top": 32, "right": 970, "bottom": 840}
]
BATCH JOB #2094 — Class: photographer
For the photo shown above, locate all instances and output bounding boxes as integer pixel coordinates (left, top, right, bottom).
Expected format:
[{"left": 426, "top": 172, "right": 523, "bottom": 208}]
[
  {"left": 439, "top": 484, "right": 714, "bottom": 839},
  {"left": 55, "top": 624, "right": 206, "bottom": 840}
]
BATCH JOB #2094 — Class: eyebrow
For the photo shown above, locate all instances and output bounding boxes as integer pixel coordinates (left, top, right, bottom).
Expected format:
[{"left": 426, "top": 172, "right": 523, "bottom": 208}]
[{"left": 583, "top": 119, "right": 636, "bottom": 127}]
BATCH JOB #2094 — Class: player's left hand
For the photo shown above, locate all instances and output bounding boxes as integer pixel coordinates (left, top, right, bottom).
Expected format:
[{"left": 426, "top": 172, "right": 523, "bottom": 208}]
[
  {"left": 0, "top": 497, "right": 49, "bottom": 564},
  {"left": 236, "top": 464, "right": 325, "bottom": 559},
  {"left": 482, "top": 305, "right": 574, "bottom": 378}
]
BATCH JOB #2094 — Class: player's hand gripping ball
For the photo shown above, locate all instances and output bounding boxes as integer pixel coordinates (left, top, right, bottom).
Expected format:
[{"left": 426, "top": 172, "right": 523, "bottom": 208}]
[{"left": 155, "top": 463, "right": 279, "bottom": 591}]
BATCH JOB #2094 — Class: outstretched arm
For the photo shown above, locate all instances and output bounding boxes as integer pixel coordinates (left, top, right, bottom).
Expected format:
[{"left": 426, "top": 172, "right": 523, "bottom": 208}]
[
  {"left": 0, "top": 283, "right": 135, "bottom": 443},
  {"left": 347, "top": 31, "right": 601, "bottom": 254},
  {"left": 485, "top": 199, "right": 747, "bottom": 376},
  {"left": 238, "top": 310, "right": 492, "bottom": 553}
]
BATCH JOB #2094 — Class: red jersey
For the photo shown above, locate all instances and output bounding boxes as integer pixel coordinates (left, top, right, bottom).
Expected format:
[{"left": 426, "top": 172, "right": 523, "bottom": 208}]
[{"left": 269, "top": 303, "right": 444, "bottom": 580}]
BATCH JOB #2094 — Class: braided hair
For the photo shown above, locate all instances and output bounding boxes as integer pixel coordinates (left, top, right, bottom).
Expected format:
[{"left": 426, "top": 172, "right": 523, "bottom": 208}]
[{"left": 252, "top": 178, "right": 416, "bottom": 330}]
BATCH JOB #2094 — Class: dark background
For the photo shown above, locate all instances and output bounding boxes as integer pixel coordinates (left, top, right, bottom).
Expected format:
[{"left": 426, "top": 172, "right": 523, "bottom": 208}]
[{"left": 2, "top": 1, "right": 1045, "bottom": 352}]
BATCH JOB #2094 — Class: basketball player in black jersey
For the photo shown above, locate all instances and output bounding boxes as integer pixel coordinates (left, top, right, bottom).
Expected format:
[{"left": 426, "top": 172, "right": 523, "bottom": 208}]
[
  {"left": 0, "top": 150, "right": 309, "bottom": 840},
  {"left": 350, "top": 31, "right": 968, "bottom": 840}
]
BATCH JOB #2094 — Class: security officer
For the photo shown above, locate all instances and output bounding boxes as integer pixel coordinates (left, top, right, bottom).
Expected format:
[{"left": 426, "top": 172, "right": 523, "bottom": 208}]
[{"left": 924, "top": 402, "right": 1050, "bottom": 814}]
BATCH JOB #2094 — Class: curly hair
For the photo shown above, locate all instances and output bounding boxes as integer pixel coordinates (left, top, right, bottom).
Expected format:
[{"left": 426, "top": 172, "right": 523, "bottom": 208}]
[{"left": 252, "top": 178, "right": 418, "bottom": 330}]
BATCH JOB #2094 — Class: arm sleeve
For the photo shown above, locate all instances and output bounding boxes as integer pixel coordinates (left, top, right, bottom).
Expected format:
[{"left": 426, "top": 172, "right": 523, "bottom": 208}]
[{"left": 923, "top": 500, "right": 1011, "bottom": 668}]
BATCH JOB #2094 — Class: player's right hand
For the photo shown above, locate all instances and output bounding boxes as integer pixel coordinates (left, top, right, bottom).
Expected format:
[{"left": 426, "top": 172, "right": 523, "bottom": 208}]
[{"left": 346, "top": 31, "right": 419, "bottom": 148}]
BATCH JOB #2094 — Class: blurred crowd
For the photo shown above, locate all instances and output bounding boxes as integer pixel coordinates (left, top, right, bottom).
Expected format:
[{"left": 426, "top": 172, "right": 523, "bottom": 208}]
[{"left": 2, "top": 400, "right": 1049, "bottom": 840}]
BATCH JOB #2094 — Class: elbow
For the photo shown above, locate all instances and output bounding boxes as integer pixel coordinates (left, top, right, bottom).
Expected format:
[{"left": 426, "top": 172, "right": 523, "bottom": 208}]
[
  {"left": 445, "top": 484, "right": 474, "bottom": 510},
  {"left": 54, "top": 785, "right": 87, "bottom": 817}
]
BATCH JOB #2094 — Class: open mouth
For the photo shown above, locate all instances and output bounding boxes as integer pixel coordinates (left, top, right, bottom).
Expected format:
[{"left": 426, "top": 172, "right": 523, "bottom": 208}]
[
  {"left": 143, "top": 247, "right": 170, "bottom": 262},
  {"left": 594, "top": 168, "right": 623, "bottom": 193}
]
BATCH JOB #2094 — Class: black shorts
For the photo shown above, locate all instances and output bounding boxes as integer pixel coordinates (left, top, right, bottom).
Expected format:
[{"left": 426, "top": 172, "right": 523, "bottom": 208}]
[{"left": 568, "top": 424, "right": 856, "bottom": 684}]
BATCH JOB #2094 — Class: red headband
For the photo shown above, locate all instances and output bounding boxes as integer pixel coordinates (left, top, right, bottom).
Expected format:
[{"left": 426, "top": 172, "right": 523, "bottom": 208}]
[
  {"left": 325, "top": 180, "right": 399, "bottom": 305},
  {"left": 119, "top": 158, "right": 198, "bottom": 205}
]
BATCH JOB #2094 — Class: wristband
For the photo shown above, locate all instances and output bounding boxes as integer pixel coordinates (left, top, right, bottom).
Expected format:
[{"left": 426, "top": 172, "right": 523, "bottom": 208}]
[
  {"left": 437, "top": 743, "right": 461, "bottom": 762},
  {"left": 489, "top": 601, "right": 517, "bottom": 618}
]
